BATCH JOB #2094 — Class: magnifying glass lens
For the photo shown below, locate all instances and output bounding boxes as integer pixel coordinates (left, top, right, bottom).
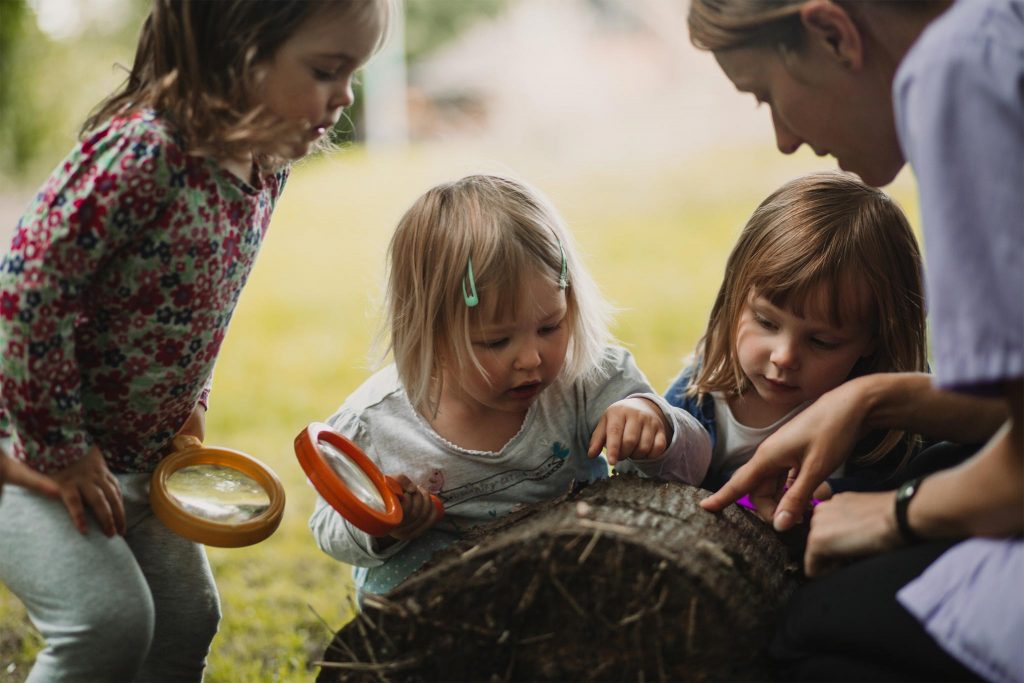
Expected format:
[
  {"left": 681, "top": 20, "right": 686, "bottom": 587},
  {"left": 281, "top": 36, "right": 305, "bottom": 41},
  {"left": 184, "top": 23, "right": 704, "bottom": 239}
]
[
  {"left": 316, "top": 439, "right": 388, "bottom": 512},
  {"left": 166, "top": 464, "right": 271, "bottom": 524}
]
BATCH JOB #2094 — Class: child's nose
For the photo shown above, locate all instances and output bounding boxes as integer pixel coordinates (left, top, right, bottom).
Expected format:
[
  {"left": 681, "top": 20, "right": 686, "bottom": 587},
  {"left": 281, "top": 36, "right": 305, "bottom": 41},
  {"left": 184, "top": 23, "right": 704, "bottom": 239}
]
[
  {"left": 513, "top": 343, "right": 542, "bottom": 370},
  {"left": 770, "top": 339, "right": 799, "bottom": 369},
  {"left": 332, "top": 78, "right": 355, "bottom": 111}
]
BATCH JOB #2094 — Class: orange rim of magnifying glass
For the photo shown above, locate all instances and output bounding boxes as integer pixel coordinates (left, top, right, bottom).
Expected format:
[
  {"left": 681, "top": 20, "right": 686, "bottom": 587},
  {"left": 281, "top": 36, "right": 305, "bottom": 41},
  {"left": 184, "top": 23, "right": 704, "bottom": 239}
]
[
  {"left": 150, "top": 440, "right": 286, "bottom": 548},
  {"left": 294, "top": 422, "right": 403, "bottom": 536}
]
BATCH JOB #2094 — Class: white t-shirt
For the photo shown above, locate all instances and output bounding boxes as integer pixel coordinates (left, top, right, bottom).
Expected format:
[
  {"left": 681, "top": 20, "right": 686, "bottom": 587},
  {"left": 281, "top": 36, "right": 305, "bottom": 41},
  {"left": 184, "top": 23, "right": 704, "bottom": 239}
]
[{"left": 707, "top": 392, "right": 808, "bottom": 486}]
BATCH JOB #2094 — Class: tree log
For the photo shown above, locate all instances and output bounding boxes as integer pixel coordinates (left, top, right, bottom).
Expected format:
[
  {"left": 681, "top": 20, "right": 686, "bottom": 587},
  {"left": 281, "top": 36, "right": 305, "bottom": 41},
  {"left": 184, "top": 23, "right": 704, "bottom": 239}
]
[{"left": 317, "top": 475, "right": 805, "bottom": 682}]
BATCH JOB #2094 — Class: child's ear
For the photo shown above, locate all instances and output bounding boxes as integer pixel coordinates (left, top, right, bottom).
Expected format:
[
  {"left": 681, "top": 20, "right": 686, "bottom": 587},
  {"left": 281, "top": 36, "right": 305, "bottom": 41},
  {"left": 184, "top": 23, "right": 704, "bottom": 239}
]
[{"left": 799, "top": 0, "right": 864, "bottom": 70}]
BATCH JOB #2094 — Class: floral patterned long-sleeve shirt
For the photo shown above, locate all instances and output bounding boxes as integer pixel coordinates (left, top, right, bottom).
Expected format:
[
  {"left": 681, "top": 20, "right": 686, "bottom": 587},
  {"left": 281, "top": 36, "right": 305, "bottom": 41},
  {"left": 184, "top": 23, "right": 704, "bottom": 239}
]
[{"left": 0, "top": 111, "right": 288, "bottom": 474}]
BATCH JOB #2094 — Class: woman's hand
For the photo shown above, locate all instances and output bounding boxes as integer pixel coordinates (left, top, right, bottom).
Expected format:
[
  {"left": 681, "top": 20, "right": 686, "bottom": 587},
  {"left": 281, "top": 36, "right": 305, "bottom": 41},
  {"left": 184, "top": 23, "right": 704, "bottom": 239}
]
[
  {"left": 0, "top": 449, "right": 60, "bottom": 500},
  {"left": 702, "top": 378, "right": 868, "bottom": 529},
  {"left": 588, "top": 397, "right": 671, "bottom": 464},
  {"left": 804, "top": 490, "right": 902, "bottom": 577},
  {"left": 388, "top": 474, "right": 441, "bottom": 542},
  {"left": 51, "top": 446, "right": 126, "bottom": 537}
]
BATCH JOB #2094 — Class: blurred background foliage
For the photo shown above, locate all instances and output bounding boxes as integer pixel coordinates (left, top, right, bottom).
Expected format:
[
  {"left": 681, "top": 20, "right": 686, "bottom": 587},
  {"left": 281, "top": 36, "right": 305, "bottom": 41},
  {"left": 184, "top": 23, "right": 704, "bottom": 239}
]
[{"left": 0, "top": 0, "right": 507, "bottom": 179}]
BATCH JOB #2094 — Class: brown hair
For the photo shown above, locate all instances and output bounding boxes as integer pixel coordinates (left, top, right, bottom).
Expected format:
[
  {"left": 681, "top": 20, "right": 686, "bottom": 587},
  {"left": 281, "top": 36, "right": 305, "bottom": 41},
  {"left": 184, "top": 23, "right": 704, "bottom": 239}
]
[
  {"left": 688, "top": 0, "right": 943, "bottom": 52},
  {"left": 691, "top": 171, "right": 927, "bottom": 462},
  {"left": 82, "top": 0, "right": 389, "bottom": 170},
  {"left": 386, "top": 175, "right": 613, "bottom": 416}
]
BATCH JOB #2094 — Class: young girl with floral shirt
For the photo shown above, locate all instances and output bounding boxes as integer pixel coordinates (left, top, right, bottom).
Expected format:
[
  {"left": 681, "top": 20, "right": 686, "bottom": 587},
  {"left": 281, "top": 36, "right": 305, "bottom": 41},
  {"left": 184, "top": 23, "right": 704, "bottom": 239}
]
[{"left": 0, "top": 1, "right": 389, "bottom": 679}]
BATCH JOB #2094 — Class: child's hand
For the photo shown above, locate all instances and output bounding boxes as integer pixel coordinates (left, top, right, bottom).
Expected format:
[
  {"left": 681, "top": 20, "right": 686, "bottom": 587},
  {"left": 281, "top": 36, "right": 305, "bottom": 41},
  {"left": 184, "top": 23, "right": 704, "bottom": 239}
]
[
  {"left": 388, "top": 474, "right": 441, "bottom": 542},
  {"left": 51, "top": 446, "right": 126, "bottom": 537},
  {"left": 0, "top": 450, "right": 60, "bottom": 501},
  {"left": 176, "top": 404, "right": 207, "bottom": 443},
  {"left": 588, "top": 397, "right": 671, "bottom": 465}
]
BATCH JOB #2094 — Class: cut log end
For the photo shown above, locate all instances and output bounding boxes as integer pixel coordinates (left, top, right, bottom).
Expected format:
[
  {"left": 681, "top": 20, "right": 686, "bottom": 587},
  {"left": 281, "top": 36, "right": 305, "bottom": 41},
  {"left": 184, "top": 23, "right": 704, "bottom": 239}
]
[{"left": 319, "top": 475, "right": 805, "bottom": 682}]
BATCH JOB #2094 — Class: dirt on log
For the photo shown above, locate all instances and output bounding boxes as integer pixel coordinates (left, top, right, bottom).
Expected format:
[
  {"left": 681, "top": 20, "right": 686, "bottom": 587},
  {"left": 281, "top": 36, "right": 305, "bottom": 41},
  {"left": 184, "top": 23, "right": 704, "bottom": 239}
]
[{"left": 317, "top": 475, "right": 805, "bottom": 682}]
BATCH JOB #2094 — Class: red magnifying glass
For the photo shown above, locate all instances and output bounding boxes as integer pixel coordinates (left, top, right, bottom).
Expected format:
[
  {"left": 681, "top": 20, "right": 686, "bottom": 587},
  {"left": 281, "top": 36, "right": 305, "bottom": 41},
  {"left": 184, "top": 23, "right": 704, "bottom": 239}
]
[{"left": 294, "top": 422, "right": 444, "bottom": 536}]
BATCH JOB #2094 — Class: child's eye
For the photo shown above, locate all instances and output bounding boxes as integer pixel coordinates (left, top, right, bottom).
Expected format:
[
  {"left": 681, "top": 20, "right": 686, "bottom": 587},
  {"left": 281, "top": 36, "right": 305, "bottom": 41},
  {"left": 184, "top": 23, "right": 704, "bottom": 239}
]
[
  {"left": 474, "top": 338, "right": 508, "bottom": 350},
  {"left": 311, "top": 64, "right": 349, "bottom": 82},
  {"left": 539, "top": 322, "right": 563, "bottom": 335},
  {"left": 810, "top": 337, "right": 840, "bottom": 350},
  {"left": 754, "top": 313, "right": 777, "bottom": 330}
]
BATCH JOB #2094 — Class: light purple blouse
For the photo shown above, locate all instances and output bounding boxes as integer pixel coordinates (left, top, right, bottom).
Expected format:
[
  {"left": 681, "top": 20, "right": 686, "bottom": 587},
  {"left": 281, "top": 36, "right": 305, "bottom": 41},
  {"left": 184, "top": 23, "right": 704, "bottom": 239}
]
[{"left": 893, "top": 1, "right": 1024, "bottom": 681}]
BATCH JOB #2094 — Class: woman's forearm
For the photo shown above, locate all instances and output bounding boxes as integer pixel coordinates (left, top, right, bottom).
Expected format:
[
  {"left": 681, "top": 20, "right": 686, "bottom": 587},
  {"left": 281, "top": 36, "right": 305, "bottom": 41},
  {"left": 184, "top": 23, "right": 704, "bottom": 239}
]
[
  {"left": 894, "top": 378, "right": 1022, "bottom": 539},
  {"left": 858, "top": 372, "right": 1008, "bottom": 444}
]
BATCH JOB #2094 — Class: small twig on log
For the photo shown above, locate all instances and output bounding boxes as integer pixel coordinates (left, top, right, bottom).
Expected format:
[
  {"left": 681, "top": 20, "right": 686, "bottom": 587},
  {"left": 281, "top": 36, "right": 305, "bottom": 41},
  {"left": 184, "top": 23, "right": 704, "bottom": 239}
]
[
  {"left": 548, "top": 570, "right": 586, "bottom": 618},
  {"left": 314, "top": 657, "right": 420, "bottom": 673},
  {"left": 351, "top": 610, "right": 388, "bottom": 683},
  {"left": 471, "top": 559, "right": 496, "bottom": 581},
  {"left": 517, "top": 632, "right": 555, "bottom": 646},
  {"left": 306, "top": 603, "right": 336, "bottom": 637},
  {"left": 460, "top": 544, "right": 482, "bottom": 560},
  {"left": 696, "top": 538, "right": 735, "bottom": 568},
  {"left": 576, "top": 518, "right": 637, "bottom": 536},
  {"left": 515, "top": 569, "right": 545, "bottom": 615},
  {"left": 577, "top": 530, "right": 602, "bottom": 565},
  {"left": 617, "top": 585, "right": 670, "bottom": 627}
]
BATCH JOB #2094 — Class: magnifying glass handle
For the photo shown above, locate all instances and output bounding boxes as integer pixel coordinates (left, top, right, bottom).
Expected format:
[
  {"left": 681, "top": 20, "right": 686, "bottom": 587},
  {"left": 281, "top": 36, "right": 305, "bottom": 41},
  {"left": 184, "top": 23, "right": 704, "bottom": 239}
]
[{"left": 384, "top": 476, "right": 445, "bottom": 521}]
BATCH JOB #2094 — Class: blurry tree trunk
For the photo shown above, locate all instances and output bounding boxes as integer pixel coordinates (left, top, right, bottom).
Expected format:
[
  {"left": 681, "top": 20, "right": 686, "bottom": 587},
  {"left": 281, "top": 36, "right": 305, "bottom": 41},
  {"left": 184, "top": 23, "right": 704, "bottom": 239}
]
[{"left": 317, "top": 475, "right": 805, "bottom": 682}]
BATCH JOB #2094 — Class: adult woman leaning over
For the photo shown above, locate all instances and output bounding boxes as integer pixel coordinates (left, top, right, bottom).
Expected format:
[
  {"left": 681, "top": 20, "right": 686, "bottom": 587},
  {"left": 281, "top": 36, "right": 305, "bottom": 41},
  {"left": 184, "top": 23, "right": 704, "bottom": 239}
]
[{"left": 690, "top": 1, "right": 1022, "bottom": 681}]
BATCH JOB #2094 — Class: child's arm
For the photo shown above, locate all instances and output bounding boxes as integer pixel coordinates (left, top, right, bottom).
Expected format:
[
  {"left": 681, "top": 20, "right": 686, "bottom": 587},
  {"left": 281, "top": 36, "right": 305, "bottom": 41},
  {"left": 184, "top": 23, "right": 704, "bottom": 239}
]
[
  {"left": 582, "top": 347, "right": 711, "bottom": 485},
  {"left": 307, "top": 408, "right": 440, "bottom": 565},
  {"left": 308, "top": 473, "right": 441, "bottom": 566},
  {"left": 0, "top": 449, "right": 60, "bottom": 501}
]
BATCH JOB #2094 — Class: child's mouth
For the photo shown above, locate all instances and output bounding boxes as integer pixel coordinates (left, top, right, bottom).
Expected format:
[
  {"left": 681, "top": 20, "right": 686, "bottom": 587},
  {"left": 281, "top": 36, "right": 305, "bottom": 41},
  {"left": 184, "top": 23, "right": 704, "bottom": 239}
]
[
  {"left": 764, "top": 377, "right": 797, "bottom": 392},
  {"left": 508, "top": 382, "right": 542, "bottom": 400}
]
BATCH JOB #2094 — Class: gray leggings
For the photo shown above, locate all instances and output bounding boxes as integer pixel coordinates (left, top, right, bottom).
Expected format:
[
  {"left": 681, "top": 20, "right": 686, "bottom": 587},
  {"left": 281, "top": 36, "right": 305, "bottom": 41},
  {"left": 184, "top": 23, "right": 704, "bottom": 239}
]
[{"left": 0, "top": 473, "right": 221, "bottom": 682}]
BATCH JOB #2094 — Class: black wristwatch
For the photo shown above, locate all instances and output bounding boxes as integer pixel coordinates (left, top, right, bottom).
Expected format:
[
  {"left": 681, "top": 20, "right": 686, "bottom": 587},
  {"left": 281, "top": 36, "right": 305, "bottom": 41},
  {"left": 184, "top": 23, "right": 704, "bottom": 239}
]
[{"left": 895, "top": 476, "right": 925, "bottom": 544}]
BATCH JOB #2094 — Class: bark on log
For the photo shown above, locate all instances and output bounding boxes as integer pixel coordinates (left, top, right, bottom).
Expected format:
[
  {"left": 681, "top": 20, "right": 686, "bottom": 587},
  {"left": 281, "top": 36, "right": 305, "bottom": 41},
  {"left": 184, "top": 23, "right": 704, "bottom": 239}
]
[{"left": 317, "top": 475, "right": 805, "bottom": 682}]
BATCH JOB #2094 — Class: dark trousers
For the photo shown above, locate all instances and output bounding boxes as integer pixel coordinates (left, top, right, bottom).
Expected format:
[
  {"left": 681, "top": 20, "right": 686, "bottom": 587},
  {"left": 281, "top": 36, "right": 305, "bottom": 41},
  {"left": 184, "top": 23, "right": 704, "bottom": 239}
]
[
  {"left": 772, "top": 541, "right": 981, "bottom": 681},
  {"left": 771, "top": 442, "right": 984, "bottom": 682}
]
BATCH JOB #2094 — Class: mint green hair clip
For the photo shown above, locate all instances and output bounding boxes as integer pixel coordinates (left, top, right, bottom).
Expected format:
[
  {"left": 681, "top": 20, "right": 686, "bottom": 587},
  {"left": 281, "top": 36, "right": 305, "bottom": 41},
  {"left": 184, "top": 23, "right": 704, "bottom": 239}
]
[
  {"left": 462, "top": 256, "right": 479, "bottom": 307},
  {"left": 558, "top": 239, "right": 568, "bottom": 290},
  {"left": 462, "top": 242, "right": 565, "bottom": 308}
]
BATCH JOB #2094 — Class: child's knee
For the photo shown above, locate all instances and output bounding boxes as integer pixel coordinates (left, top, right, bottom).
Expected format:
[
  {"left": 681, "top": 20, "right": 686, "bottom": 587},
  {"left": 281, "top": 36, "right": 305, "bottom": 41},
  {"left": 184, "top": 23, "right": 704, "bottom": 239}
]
[{"left": 156, "top": 584, "right": 221, "bottom": 655}]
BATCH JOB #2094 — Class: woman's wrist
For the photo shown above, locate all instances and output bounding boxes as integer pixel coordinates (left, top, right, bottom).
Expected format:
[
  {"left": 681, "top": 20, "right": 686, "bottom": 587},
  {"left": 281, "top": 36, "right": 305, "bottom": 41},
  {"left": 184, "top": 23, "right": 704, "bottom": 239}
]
[{"left": 894, "top": 476, "right": 926, "bottom": 544}]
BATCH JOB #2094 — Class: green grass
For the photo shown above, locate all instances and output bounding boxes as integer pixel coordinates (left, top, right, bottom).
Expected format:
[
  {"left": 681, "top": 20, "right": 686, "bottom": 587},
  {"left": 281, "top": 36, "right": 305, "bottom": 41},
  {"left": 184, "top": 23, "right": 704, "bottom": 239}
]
[{"left": 0, "top": 141, "right": 920, "bottom": 682}]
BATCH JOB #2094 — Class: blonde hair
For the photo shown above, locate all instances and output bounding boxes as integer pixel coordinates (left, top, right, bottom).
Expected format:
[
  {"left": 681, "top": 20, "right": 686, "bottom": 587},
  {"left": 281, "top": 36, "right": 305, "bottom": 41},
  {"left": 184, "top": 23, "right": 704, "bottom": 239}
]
[
  {"left": 691, "top": 171, "right": 927, "bottom": 462},
  {"left": 386, "top": 175, "right": 613, "bottom": 416},
  {"left": 83, "top": 0, "right": 392, "bottom": 170}
]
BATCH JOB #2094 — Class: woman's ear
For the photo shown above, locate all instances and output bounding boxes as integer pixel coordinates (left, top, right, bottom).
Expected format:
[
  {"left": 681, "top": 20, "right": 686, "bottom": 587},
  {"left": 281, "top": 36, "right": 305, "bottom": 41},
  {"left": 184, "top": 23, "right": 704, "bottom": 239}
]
[{"left": 799, "top": 0, "right": 864, "bottom": 70}]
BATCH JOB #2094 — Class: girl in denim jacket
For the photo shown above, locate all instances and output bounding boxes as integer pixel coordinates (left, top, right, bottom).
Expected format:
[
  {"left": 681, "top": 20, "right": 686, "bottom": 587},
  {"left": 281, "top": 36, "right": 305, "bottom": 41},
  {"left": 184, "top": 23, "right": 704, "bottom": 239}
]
[{"left": 666, "top": 171, "right": 931, "bottom": 497}]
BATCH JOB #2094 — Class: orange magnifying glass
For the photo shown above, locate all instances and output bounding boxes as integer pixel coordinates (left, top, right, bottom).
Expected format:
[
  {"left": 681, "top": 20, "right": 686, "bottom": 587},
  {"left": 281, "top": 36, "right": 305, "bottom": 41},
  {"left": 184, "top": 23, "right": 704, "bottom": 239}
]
[
  {"left": 150, "top": 435, "right": 286, "bottom": 547},
  {"left": 294, "top": 422, "right": 444, "bottom": 536}
]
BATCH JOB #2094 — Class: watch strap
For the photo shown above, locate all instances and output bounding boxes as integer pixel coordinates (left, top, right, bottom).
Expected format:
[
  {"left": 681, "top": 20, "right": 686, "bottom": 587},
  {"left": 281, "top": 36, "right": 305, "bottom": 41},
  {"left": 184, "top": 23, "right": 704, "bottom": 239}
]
[{"left": 894, "top": 476, "right": 925, "bottom": 544}]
